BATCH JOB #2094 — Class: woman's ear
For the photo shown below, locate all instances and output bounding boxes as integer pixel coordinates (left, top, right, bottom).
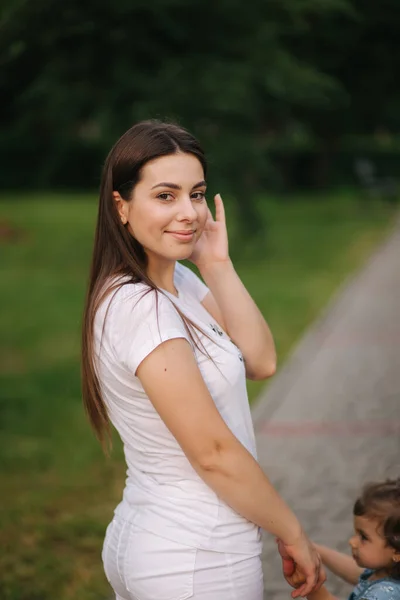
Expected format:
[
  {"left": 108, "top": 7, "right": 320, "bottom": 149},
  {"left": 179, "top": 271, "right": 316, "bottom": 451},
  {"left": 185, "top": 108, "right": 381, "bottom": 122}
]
[{"left": 113, "top": 191, "right": 128, "bottom": 225}]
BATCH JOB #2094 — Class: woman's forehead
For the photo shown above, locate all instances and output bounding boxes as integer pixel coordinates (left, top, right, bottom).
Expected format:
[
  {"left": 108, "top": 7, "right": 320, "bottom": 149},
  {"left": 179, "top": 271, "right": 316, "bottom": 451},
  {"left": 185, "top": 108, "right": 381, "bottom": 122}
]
[{"left": 140, "top": 153, "right": 205, "bottom": 185}]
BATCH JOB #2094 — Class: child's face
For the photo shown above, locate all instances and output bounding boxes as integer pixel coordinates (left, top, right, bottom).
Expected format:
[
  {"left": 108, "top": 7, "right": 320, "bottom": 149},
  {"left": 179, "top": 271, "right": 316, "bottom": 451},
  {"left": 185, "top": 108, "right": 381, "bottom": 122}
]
[{"left": 349, "top": 515, "right": 399, "bottom": 574}]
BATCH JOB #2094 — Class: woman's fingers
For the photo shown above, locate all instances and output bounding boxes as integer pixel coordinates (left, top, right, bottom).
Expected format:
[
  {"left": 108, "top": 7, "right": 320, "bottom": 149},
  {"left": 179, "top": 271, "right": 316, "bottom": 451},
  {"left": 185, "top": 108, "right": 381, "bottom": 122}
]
[
  {"left": 214, "top": 193, "right": 225, "bottom": 223},
  {"left": 290, "top": 554, "right": 322, "bottom": 597},
  {"left": 207, "top": 207, "right": 214, "bottom": 223},
  {"left": 283, "top": 532, "right": 324, "bottom": 598},
  {"left": 293, "top": 558, "right": 325, "bottom": 598},
  {"left": 292, "top": 570, "right": 316, "bottom": 598}
]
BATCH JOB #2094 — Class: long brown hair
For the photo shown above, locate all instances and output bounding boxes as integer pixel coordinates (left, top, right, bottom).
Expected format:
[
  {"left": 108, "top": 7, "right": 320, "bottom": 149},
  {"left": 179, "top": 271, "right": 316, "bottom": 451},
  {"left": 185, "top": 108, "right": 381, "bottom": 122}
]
[{"left": 81, "top": 120, "right": 208, "bottom": 449}]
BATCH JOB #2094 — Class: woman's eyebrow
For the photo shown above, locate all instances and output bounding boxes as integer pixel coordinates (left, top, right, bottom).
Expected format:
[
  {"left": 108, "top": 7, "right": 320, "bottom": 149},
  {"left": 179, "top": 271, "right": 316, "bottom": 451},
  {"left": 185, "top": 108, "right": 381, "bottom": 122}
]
[
  {"left": 151, "top": 182, "right": 181, "bottom": 190},
  {"left": 192, "top": 180, "right": 207, "bottom": 189},
  {"left": 151, "top": 180, "right": 207, "bottom": 190}
]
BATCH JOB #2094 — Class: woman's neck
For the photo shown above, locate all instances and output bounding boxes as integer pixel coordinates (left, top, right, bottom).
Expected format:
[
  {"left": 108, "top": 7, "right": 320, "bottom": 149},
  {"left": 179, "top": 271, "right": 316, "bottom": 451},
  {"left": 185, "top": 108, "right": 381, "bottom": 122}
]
[{"left": 146, "top": 256, "right": 178, "bottom": 296}]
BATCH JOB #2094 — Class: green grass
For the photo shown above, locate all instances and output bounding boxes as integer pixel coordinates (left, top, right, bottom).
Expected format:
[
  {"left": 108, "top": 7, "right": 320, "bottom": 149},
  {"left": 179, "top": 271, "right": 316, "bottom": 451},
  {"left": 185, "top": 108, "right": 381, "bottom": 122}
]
[{"left": 0, "top": 191, "right": 396, "bottom": 599}]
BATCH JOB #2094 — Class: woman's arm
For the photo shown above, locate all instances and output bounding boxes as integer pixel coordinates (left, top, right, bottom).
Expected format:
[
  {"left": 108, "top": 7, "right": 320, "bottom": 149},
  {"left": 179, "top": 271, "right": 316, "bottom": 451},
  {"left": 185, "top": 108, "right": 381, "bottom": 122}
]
[
  {"left": 137, "top": 337, "right": 323, "bottom": 597},
  {"left": 137, "top": 337, "right": 294, "bottom": 539},
  {"left": 314, "top": 544, "right": 363, "bottom": 586},
  {"left": 200, "top": 261, "right": 276, "bottom": 380},
  {"left": 189, "top": 194, "right": 276, "bottom": 381}
]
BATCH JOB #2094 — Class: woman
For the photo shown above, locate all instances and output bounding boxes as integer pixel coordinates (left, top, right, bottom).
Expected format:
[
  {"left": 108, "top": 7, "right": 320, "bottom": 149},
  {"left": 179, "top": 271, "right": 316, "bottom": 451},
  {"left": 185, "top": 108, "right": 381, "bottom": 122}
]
[{"left": 81, "top": 120, "right": 324, "bottom": 600}]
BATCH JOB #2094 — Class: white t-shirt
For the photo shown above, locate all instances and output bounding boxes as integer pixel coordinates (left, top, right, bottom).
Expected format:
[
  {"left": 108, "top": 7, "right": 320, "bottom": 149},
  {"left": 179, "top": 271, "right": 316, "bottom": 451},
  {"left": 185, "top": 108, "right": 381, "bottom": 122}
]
[{"left": 94, "top": 262, "right": 262, "bottom": 555}]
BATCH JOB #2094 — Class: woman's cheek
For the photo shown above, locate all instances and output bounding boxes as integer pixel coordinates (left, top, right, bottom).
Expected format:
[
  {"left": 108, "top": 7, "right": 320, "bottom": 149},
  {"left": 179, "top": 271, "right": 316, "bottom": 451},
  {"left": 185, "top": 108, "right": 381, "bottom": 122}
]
[
  {"left": 199, "top": 204, "right": 209, "bottom": 228},
  {"left": 196, "top": 217, "right": 207, "bottom": 240}
]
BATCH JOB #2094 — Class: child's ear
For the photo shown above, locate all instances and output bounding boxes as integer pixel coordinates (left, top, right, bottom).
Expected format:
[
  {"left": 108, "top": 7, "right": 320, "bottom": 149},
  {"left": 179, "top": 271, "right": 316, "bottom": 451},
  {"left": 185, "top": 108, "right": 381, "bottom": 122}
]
[{"left": 392, "top": 550, "right": 400, "bottom": 564}]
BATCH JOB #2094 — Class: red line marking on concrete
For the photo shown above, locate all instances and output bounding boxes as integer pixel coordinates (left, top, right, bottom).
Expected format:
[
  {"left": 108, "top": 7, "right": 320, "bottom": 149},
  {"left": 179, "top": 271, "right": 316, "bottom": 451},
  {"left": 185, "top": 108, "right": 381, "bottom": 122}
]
[{"left": 256, "top": 419, "right": 400, "bottom": 437}]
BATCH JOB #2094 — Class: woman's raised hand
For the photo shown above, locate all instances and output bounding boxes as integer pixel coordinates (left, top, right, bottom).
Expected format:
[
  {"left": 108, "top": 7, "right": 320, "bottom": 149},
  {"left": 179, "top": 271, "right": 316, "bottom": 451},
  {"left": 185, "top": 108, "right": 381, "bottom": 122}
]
[{"left": 189, "top": 194, "right": 229, "bottom": 268}]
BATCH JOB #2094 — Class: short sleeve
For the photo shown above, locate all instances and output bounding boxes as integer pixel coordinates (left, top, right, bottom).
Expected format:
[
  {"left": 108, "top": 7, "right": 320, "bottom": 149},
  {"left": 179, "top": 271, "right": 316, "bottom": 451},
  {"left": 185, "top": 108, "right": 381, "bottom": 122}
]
[
  {"left": 108, "top": 285, "right": 191, "bottom": 374},
  {"left": 360, "top": 581, "right": 400, "bottom": 600},
  {"left": 175, "top": 262, "right": 209, "bottom": 302}
]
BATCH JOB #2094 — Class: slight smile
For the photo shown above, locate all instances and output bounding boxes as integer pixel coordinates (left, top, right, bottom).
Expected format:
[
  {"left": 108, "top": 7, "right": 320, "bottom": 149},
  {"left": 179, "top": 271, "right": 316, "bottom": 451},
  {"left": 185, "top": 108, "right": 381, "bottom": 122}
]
[{"left": 165, "top": 230, "right": 196, "bottom": 242}]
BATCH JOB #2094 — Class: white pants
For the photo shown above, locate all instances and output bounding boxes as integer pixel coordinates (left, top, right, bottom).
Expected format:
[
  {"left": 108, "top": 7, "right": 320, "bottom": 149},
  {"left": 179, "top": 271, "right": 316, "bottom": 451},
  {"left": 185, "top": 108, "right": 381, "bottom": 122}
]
[{"left": 102, "top": 516, "right": 264, "bottom": 600}]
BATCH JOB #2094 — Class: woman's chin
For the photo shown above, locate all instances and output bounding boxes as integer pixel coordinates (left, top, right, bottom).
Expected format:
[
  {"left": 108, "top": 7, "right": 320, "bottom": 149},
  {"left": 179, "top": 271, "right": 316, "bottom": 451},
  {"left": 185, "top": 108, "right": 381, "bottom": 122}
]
[
  {"left": 155, "top": 247, "right": 194, "bottom": 262},
  {"left": 175, "top": 248, "right": 194, "bottom": 261}
]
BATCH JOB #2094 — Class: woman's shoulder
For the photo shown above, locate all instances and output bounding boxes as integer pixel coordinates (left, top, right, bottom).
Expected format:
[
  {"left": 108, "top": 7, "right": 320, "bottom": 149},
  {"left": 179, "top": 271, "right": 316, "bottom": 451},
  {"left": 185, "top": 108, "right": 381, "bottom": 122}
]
[
  {"left": 95, "top": 277, "right": 164, "bottom": 328},
  {"left": 99, "top": 276, "right": 149, "bottom": 310}
]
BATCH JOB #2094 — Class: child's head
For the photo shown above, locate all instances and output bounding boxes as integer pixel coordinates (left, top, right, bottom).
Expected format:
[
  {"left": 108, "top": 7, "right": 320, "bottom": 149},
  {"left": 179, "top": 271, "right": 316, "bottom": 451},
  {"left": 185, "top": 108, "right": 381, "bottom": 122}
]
[{"left": 349, "top": 478, "right": 400, "bottom": 578}]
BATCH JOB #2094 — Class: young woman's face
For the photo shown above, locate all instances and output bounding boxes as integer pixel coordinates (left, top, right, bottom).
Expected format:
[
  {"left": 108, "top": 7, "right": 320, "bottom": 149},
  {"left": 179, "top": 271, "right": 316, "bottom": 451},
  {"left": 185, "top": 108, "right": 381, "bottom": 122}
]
[
  {"left": 116, "top": 152, "right": 208, "bottom": 263},
  {"left": 349, "top": 515, "right": 399, "bottom": 573}
]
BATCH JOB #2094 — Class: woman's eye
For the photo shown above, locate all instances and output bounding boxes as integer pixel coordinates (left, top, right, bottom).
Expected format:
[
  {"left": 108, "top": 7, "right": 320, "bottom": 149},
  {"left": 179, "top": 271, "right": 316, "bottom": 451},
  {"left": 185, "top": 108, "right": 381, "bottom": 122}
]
[
  {"left": 158, "top": 193, "right": 173, "bottom": 201},
  {"left": 191, "top": 192, "right": 206, "bottom": 201}
]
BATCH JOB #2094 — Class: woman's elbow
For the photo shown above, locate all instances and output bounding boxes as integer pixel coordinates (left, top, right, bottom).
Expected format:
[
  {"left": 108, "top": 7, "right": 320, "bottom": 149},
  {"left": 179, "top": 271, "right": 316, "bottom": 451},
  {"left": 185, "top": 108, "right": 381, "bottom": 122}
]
[
  {"left": 246, "top": 360, "right": 276, "bottom": 381},
  {"left": 195, "top": 441, "right": 224, "bottom": 472},
  {"left": 192, "top": 440, "right": 234, "bottom": 475}
]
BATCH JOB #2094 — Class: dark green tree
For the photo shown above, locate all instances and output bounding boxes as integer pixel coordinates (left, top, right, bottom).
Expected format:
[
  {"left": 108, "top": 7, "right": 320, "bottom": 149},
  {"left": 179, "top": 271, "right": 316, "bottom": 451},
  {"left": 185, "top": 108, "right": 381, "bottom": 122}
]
[{"left": 0, "top": 0, "right": 358, "bottom": 223}]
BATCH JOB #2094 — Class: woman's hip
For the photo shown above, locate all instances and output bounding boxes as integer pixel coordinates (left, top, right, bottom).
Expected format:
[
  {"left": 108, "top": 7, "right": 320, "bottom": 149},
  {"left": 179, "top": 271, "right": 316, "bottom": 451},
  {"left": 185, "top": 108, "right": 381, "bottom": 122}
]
[
  {"left": 192, "top": 547, "right": 264, "bottom": 600},
  {"left": 102, "top": 516, "right": 264, "bottom": 600}
]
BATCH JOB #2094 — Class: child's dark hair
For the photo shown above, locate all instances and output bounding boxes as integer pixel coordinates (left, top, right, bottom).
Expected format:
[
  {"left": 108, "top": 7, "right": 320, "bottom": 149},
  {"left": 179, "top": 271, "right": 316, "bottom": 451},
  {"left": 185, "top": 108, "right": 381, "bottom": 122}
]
[{"left": 354, "top": 478, "right": 400, "bottom": 579}]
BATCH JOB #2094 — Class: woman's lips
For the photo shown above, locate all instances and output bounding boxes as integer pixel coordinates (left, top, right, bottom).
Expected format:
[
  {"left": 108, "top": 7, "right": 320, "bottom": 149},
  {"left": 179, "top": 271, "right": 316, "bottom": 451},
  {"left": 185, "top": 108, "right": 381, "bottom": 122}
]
[{"left": 165, "top": 230, "right": 196, "bottom": 242}]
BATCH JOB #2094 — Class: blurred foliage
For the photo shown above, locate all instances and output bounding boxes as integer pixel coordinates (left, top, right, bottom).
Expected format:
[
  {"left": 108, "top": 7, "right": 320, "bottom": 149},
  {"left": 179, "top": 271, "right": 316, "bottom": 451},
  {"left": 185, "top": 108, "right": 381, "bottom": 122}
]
[{"left": 1, "top": 0, "right": 400, "bottom": 227}]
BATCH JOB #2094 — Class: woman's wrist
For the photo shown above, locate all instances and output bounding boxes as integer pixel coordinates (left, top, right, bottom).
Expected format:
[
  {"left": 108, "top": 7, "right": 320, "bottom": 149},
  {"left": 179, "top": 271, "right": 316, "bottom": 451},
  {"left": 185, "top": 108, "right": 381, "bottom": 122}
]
[
  {"left": 196, "top": 258, "right": 233, "bottom": 278},
  {"left": 278, "top": 520, "right": 304, "bottom": 547}
]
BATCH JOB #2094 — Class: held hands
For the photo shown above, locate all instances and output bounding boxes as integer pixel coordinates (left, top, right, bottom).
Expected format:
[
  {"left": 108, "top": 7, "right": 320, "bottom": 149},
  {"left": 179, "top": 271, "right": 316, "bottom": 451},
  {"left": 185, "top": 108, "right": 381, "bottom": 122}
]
[
  {"left": 277, "top": 539, "right": 308, "bottom": 592},
  {"left": 189, "top": 193, "right": 230, "bottom": 269},
  {"left": 277, "top": 534, "right": 326, "bottom": 598}
]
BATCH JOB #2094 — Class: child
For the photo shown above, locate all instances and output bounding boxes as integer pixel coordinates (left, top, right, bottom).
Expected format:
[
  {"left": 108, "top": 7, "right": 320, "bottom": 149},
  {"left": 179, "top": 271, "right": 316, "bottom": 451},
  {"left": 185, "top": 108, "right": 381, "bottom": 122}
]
[{"left": 280, "top": 479, "right": 400, "bottom": 600}]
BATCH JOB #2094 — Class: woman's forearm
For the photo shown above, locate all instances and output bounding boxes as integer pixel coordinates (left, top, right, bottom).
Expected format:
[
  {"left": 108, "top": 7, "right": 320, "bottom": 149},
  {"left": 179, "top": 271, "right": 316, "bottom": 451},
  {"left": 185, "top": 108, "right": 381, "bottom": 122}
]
[
  {"left": 199, "top": 260, "right": 276, "bottom": 379},
  {"left": 193, "top": 436, "right": 302, "bottom": 544},
  {"left": 314, "top": 544, "right": 363, "bottom": 585}
]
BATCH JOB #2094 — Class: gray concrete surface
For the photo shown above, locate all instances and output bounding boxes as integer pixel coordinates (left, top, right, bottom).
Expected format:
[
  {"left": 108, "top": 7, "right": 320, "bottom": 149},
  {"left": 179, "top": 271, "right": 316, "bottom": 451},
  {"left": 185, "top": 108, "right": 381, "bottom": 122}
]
[{"left": 253, "top": 219, "right": 400, "bottom": 600}]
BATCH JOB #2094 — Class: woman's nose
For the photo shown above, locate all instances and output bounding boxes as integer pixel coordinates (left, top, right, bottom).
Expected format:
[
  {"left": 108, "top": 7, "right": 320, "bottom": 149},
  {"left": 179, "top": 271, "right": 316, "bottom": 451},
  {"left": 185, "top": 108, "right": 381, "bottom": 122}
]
[{"left": 177, "top": 197, "right": 197, "bottom": 221}]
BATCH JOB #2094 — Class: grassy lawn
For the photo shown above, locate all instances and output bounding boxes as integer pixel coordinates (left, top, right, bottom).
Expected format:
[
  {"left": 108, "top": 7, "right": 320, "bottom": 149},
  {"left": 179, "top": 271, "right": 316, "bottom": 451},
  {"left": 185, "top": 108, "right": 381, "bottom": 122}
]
[{"left": 0, "top": 191, "right": 396, "bottom": 599}]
